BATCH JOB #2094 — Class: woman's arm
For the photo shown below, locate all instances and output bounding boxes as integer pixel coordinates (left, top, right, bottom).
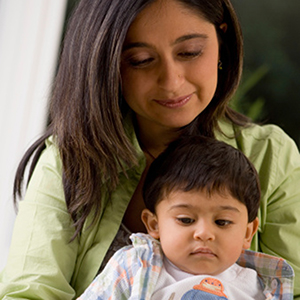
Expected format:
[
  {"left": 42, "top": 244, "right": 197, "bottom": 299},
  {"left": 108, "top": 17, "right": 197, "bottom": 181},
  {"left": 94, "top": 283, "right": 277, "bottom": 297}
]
[
  {"left": 237, "top": 124, "right": 300, "bottom": 299},
  {"left": 0, "top": 139, "right": 78, "bottom": 299},
  {"left": 259, "top": 145, "right": 300, "bottom": 299}
]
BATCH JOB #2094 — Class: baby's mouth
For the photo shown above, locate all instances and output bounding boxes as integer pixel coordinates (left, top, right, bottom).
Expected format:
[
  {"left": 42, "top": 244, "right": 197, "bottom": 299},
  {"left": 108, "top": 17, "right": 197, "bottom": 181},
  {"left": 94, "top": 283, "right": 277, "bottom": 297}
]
[{"left": 191, "top": 248, "right": 216, "bottom": 257}]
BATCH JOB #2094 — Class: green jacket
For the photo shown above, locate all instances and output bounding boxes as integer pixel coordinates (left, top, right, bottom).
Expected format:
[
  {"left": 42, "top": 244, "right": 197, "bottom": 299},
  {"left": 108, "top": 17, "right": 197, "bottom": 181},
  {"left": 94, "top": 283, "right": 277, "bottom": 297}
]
[{"left": 0, "top": 117, "right": 300, "bottom": 299}]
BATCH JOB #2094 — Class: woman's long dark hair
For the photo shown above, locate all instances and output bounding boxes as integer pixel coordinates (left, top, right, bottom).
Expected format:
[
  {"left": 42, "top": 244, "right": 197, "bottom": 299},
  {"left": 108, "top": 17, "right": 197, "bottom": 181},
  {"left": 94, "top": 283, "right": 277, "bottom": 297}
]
[
  {"left": 179, "top": 0, "right": 248, "bottom": 137},
  {"left": 14, "top": 0, "right": 248, "bottom": 238}
]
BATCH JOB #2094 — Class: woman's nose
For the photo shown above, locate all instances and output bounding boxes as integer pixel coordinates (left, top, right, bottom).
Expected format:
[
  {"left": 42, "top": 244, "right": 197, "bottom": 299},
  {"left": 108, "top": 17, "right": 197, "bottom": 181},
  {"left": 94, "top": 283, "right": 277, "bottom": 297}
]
[
  {"left": 193, "top": 221, "right": 215, "bottom": 241},
  {"left": 157, "top": 58, "right": 184, "bottom": 92}
]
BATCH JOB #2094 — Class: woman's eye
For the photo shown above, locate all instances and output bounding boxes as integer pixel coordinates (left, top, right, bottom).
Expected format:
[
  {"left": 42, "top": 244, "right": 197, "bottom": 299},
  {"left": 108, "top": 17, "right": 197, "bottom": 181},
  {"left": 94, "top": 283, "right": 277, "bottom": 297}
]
[
  {"left": 177, "top": 217, "right": 195, "bottom": 225},
  {"left": 127, "top": 57, "right": 154, "bottom": 68},
  {"left": 215, "top": 220, "right": 232, "bottom": 227},
  {"left": 178, "top": 50, "right": 202, "bottom": 59}
]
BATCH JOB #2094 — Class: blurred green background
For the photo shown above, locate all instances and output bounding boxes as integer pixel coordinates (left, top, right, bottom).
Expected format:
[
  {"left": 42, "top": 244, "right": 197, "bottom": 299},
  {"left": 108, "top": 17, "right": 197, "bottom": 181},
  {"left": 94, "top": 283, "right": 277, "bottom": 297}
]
[
  {"left": 65, "top": 0, "right": 300, "bottom": 146},
  {"left": 232, "top": 0, "right": 300, "bottom": 146}
]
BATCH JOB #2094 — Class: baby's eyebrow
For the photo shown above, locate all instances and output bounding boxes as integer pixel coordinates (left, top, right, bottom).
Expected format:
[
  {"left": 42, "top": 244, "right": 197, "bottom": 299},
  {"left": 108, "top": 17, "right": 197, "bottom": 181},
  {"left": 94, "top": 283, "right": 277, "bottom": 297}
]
[
  {"left": 168, "top": 204, "right": 241, "bottom": 213},
  {"left": 218, "top": 205, "right": 240, "bottom": 213},
  {"left": 168, "top": 204, "right": 194, "bottom": 211}
]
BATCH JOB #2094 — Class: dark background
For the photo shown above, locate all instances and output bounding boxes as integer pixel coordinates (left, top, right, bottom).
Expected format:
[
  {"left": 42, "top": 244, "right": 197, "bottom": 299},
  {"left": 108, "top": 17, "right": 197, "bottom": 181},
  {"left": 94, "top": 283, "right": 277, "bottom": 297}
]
[{"left": 232, "top": 0, "right": 300, "bottom": 146}]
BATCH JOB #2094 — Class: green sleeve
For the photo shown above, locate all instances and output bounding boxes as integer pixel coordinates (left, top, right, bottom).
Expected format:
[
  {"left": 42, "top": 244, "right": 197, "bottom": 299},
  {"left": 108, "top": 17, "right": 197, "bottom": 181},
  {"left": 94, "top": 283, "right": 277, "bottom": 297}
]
[
  {"left": 236, "top": 124, "right": 300, "bottom": 299},
  {"left": 0, "top": 139, "right": 78, "bottom": 299},
  {"left": 259, "top": 133, "right": 300, "bottom": 299}
]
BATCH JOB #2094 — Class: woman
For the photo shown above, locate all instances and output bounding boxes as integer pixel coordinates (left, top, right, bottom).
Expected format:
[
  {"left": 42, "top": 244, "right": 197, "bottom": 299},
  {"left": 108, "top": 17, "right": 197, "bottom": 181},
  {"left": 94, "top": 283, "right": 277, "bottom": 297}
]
[{"left": 0, "top": 0, "right": 299, "bottom": 299}]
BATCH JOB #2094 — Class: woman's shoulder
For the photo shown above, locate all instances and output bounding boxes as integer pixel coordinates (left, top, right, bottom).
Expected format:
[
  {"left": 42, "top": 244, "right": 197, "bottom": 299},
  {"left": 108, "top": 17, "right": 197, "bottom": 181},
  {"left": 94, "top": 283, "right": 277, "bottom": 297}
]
[
  {"left": 239, "top": 123, "right": 299, "bottom": 164},
  {"left": 219, "top": 120, "right": 299, "bottom": 157},
  {"left": 44, "top": 135, "right": 61, "bottom": 159},
  {"left": 24, "top": 135, "right": 65, "bottom": 208},
  {"left": 220, "top": 119, "right": 292, "bottom": 142},
  {"left": 30, "top": 135, "right": 63, "bottom": 177},
  {"left": 218, "top": 120, "right": 300, "bottom": 187},
  {"left": 238, "top": 123, "right": 294, "bottom": 146}
]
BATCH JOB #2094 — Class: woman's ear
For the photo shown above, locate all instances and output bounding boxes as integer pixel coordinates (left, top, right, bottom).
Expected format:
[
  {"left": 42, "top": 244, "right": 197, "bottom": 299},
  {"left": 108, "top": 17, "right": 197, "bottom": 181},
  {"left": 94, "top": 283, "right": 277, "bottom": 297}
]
[
  {"left": 243, "top": 217, "right": 259, "bottom": 249},
  {"left": 141, "top": 209, "right": 160, "bottom": 239},
  {"left": 220, "top": 23, "right": 228, "bottom": 33}
]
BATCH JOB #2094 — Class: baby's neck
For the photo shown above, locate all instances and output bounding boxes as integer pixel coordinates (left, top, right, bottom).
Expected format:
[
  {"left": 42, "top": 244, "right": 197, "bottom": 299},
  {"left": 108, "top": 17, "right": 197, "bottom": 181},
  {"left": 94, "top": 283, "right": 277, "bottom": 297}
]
[{"left": 163, "top": 256, "right": 235, "bottom": 281}]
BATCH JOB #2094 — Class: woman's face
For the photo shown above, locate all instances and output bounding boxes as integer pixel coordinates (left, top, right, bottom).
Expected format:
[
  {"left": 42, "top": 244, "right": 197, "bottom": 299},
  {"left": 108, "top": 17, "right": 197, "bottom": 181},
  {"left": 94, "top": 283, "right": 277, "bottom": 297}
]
[{"left": 121, "top": 0, "right": 220, "bottom": 132}]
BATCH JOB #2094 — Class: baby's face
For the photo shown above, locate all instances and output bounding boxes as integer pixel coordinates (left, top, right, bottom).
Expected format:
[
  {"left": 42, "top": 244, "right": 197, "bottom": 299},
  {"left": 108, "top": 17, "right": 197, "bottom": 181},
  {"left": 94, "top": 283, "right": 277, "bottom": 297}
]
[{"left": 149, "top": 189, "right": 258, "bottom": 275}]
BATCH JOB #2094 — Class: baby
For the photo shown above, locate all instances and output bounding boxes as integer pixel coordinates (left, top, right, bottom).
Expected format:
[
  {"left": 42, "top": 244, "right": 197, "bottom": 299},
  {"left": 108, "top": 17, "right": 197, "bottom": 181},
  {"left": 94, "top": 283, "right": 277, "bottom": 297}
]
[{"left": 78, "top": 136, "right": 294, "bottom": 299}]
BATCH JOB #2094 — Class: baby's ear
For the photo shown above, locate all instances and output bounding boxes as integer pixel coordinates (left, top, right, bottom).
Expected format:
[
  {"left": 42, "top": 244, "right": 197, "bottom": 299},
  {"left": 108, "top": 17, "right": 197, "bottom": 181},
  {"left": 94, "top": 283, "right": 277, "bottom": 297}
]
[
  {"left": 141, "top": 209, "right": 160, "bottom": 239},
  {"left": 243, "top": 217, "right": 259, "bottom": 249}
]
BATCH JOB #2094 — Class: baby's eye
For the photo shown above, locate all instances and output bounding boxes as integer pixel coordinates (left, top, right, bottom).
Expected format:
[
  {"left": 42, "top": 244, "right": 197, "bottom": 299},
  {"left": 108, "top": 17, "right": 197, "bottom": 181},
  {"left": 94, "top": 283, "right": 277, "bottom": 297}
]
[
  {"left": 177, "top": 217, "right": 195, "bottom": 225},
  {"left": 215, "top": 219, "right": 232, "bottom": 227}
]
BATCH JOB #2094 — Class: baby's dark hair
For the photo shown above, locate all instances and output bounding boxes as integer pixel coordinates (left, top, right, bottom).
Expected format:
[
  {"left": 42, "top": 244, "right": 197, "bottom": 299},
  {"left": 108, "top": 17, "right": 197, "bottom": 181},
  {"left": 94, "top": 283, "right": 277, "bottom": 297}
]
[{"left": 143, "top": 136, "right": 260, "bottom": 222}]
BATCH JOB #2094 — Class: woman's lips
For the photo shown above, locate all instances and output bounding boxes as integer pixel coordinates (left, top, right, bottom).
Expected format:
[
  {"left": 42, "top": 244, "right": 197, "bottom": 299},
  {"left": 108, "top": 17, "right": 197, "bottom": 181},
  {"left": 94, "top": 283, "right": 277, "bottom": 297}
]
[{"left": 154, "top": 94, "right": 193, "bottom": 108}]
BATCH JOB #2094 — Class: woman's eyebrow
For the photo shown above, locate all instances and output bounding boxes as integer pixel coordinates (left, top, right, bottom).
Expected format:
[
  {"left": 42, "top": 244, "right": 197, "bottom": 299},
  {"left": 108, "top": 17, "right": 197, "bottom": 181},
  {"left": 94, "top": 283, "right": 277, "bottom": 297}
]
[
  {"left": 122, "top": 42, "right": 150, "bottom": 52},
  {"left": 122, "top": 33, "right": 208, "bottom": 52},
  {"left": 173, "top": 33, "right": 208, "bottom": 45}
]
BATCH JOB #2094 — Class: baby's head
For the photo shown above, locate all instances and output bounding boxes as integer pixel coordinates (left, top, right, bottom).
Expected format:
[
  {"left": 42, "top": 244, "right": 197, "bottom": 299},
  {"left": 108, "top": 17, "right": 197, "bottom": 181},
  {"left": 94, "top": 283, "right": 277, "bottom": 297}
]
[{"left": 142, "top": 136, "right": 260, "bottom": 275}]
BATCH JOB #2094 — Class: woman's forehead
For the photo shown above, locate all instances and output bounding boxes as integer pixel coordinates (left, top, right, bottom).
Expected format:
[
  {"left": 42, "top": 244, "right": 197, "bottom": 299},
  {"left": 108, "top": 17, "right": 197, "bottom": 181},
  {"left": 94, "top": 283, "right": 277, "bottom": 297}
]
[{"left": 125, "top": 0, "right": 214, "bottom": 43}]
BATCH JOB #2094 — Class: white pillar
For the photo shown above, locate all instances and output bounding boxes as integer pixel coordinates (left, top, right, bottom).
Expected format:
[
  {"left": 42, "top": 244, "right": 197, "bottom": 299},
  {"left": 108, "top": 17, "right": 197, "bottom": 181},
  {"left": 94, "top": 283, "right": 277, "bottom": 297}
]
[{"left": 0, "top": 0, "right": 67, "bottom": 270}]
